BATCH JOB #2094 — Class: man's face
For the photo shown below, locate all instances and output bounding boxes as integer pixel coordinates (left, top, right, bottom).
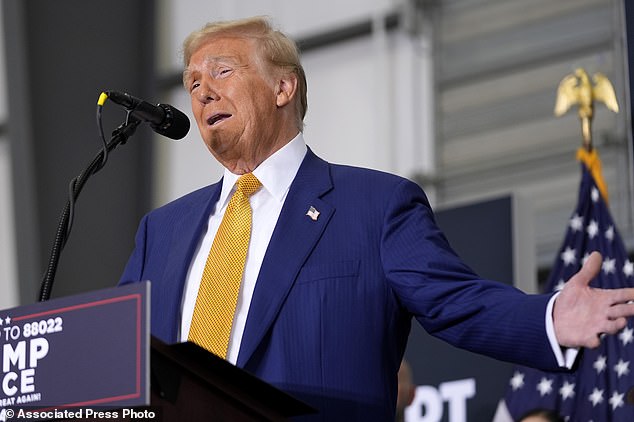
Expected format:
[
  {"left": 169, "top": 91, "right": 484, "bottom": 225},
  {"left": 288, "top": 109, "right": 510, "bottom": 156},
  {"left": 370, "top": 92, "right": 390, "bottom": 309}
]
[{"left": 184, "top": 36, "right": 287, "bottom": 173}]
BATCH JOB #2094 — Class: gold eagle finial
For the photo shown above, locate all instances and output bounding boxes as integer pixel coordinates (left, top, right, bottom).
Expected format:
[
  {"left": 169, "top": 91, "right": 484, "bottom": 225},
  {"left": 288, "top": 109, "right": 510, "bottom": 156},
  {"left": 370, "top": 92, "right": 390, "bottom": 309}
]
[{"left": 554, "top": 68, "right": 619, "bottom": 150}]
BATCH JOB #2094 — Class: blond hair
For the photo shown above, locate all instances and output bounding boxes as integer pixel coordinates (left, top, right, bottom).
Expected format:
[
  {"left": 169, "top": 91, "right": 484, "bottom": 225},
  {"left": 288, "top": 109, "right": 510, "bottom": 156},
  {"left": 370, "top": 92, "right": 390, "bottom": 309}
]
[{"left": 182, "top": 16, "right": 307, "bottom": 131}]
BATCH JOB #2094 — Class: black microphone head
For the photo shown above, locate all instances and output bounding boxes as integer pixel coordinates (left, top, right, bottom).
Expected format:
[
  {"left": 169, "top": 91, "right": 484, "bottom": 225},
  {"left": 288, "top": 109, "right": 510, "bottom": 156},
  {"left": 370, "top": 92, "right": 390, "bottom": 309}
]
[{"left": 152, "top": 104, "right": 190, "bottom": 140}]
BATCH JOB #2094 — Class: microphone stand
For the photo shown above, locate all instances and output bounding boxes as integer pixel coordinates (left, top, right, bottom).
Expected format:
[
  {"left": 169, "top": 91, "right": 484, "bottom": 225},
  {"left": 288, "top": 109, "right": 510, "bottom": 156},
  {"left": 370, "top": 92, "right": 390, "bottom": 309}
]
[{"left": 38, "top": 117, "right": 142, "bottom": 302}]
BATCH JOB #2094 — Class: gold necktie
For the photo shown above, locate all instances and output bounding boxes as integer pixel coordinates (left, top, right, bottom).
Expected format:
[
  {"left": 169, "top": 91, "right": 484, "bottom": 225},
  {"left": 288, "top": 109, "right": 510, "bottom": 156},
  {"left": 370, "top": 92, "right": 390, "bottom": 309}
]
[{"left": 188, "top": 173, "right": 261, "bottom": 358}]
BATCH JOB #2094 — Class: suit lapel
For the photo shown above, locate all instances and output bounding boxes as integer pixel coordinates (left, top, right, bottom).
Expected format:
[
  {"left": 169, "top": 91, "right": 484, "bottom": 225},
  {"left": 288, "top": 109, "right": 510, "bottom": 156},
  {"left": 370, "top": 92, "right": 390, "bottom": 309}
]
[
  {"left": 159, "top": 183, "right": 222, "bottom": 342},
  {"left": 237, "top": 150, "right": 333, "bottom": 367}
]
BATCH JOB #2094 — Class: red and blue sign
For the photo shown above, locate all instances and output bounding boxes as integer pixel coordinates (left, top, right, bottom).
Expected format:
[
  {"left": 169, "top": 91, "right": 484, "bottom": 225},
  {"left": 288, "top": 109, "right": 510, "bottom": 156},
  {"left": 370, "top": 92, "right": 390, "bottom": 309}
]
[{"left": 0, "top": 282, "right": 150, "bottom": 416}]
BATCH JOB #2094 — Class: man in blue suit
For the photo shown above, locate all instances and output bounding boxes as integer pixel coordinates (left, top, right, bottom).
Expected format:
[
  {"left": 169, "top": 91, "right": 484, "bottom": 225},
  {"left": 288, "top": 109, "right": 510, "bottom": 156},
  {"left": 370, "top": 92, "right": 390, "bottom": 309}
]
[{"left": 119, "top": 17, "right": 634, "bottom": 421}]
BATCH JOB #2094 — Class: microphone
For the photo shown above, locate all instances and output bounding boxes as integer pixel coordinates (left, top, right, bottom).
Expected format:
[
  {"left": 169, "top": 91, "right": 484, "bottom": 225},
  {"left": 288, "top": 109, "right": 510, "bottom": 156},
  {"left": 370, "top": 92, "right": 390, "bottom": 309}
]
[{"left": 103, "top": 90, "right": 190, "bottom": 140}]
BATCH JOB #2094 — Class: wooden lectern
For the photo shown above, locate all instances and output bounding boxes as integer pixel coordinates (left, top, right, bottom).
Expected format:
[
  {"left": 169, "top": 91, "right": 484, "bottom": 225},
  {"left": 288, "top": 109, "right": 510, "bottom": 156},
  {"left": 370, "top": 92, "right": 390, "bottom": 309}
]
[{"left": 150, "top": 337, "right": 315, "bottom": 421}]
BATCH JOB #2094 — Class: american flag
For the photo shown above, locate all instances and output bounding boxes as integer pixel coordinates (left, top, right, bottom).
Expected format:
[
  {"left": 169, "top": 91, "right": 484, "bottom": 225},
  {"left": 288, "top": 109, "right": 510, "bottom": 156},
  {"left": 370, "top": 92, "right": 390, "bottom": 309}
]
[{"left": 500, "top": 154, "right": 634, "bottom": 421}]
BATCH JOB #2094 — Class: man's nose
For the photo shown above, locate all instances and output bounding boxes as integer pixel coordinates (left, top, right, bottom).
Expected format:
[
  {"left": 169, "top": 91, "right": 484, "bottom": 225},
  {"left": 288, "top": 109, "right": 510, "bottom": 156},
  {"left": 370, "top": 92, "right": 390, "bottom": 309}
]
[{"left": 196, "top": 82, "right": 219, "bottom": 103}]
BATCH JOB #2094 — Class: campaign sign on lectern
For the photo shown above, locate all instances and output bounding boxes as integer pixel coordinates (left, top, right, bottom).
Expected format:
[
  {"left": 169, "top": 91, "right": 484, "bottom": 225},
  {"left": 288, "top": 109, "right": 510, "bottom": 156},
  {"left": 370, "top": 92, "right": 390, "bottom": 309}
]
[{"left": 0, "top": 282, "right": 150, "bottom": 416}]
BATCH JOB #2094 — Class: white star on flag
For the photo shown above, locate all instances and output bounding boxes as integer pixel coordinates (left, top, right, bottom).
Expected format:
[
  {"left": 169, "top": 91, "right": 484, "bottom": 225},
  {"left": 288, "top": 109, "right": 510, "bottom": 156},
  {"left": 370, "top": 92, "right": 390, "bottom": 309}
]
[
  {"left": 509, "top": 371, "right": 524, "bottom": 391},
  {"left": 609, "top": 391, "right": 625, "bottom": 410},
  {"left": 606, "top": 225, "right": 614, "bottom": 241},
  {"left": 536, "top": 377, "right": 553, "bottom": 397},
  {"left": 587, "top": 219, "right": 599, "bottom": 239},
  {"left": 560, "top": 246, "right": 576, "bottom": 266},
  {"left": 559, "top": 381, "right": 576, "bottom": 400},
  {"left": 594, "top": 355, "right": 607, "bottom": 374},
  {"left": 569, "top": 213, "right": 583, "bottom": 231},
  {"left": 619, "top": 327, "right": 634, "bottom": 346},
  {"left": 614, "top": 359, "right": 630, "bottom": 378},
  {"left": 588, "top": 388, "right": 604, "bottom": 407},
  {"left": 602, "top": 257, "right": 616, "bottom": 275}
]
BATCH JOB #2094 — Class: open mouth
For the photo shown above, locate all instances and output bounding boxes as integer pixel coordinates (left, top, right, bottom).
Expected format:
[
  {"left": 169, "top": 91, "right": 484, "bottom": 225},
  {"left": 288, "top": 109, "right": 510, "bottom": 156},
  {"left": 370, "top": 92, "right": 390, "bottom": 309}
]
[{"left": 207, "top": 113, "right": 232, "bottom": 126}]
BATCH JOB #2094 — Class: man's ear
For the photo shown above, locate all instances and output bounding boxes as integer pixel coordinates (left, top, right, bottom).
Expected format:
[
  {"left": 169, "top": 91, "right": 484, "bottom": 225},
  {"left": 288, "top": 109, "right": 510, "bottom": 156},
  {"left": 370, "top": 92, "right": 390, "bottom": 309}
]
[{"left": 276, "top": 72, "right": 298, "bottom": 108}]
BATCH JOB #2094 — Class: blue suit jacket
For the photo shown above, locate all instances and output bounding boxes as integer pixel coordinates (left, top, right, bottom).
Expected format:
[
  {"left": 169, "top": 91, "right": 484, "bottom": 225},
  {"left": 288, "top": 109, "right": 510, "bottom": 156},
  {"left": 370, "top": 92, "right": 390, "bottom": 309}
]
[{"left": 119, "top": 149, "right": 560, "bottom": 420}]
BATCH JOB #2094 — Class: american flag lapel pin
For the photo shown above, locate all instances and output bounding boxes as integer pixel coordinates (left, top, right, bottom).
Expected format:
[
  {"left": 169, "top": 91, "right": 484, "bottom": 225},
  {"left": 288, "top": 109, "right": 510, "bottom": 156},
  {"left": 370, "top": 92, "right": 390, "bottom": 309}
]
[{"left": 306, "top": 206, "right": 320, "bottom": 221}]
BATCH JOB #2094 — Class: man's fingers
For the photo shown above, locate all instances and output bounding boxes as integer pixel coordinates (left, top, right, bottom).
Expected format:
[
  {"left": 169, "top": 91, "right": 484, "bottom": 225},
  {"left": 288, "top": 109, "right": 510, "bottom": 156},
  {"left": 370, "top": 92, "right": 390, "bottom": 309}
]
[
  {"left": 600, "top": 317, "right": 627, "bottom": 336},
  {"left": 608, "top": 301, "right": 634, "bottom": 319},
  {"left": 580, "top": 320, "right": 626, "bottom": 349},
  {"left": 569, "top": 251, "right": 602, "bottom": 288}
]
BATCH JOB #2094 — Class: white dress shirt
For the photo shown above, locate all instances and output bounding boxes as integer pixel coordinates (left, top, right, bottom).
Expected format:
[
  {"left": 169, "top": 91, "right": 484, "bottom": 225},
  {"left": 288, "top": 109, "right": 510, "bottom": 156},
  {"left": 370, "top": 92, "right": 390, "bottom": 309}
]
[
  {"left": 546, "top": 292, "right": 578, "bottom": 367},
  {"left": 180, "top": 133, "right": 307, "bottom": 364}
]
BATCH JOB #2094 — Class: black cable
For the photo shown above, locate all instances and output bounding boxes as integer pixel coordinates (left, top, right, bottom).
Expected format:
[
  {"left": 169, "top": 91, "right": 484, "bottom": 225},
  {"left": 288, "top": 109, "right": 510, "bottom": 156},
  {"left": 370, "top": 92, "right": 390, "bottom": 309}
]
[
  {"left": 96, "top": 93, "right": 109, "bottom": 168},
  {"left": 38, "top": 99, "right": 141, "bottom": 302},
  {"left": 64, "top": 98, "right": 111, "bottom": 242}
]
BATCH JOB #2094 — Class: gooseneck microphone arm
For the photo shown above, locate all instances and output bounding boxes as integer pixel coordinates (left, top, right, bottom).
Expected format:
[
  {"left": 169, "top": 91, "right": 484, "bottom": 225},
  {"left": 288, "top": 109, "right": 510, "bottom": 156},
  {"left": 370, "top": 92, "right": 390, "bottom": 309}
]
[
  {"left": 38, "top": 117, "right": 141, "bottom": 302},
  {"left": 38, "top": 91, "right": 190, "bottom": 302}
]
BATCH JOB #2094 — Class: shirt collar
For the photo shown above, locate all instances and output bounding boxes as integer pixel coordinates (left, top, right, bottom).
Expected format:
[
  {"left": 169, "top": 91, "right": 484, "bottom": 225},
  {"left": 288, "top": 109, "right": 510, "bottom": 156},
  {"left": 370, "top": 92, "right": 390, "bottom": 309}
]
[{"left": 218, "top": 133, "right": 308, "bottom": 207}]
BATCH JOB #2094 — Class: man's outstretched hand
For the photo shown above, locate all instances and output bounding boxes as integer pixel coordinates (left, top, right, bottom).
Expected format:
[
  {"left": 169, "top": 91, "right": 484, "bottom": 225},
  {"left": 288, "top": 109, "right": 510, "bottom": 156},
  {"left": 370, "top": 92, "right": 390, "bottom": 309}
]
[{"left": 554, "top": 251, "right": 634, "bottom": 349}]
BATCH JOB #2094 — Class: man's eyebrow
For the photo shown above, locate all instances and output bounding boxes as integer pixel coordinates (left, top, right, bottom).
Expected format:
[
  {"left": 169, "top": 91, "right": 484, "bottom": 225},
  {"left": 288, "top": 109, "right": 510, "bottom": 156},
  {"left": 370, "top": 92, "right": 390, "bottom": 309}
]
[
  {"left": 199, "top": 55, "right": 240, "bottom": 67},
  {"left": 185, "top": 55, "right": 240, "bottom": 73}
]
